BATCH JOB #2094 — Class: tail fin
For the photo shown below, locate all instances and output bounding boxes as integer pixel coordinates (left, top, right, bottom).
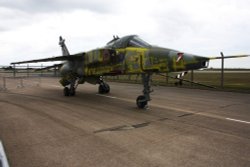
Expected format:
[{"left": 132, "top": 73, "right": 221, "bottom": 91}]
[{"left": 59, "top": 36, "right": 70, "bottom": 56}]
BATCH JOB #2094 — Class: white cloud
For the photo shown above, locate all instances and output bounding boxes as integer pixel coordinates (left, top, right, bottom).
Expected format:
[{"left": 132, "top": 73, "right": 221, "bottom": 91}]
[
  {"left": 0, "top": 0, "right": 119, "bottom": 13},
  {"left": 0, "top": 0, "right": 250, "bottom": 68}
]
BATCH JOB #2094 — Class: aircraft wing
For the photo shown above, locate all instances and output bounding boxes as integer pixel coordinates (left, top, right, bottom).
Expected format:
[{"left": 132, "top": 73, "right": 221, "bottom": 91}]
[
  {"left": 209, "top": 54, "right": 250, "bottom": 60},
  {"left": 11, "top": 52, "right": 85, "bottom": 65}
]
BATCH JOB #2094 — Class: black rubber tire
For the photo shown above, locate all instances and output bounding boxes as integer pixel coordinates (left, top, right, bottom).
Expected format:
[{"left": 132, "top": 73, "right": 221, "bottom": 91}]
[
  {"left": 136, "top": 95, "right": 148, "bottom": 109},
  {"left": 99, "top": 83, "right": 110, "bottom": 94},
  {"left": 98, "top": 85, "right": 105, "bottom": 94},
  {"left": 104, "top": 84, "right": 110, "bottom": 93},
  {"left": 64, "top": 87, "right": 70, "bottom": 96},
  {"left": 69, "top": 88, "right": 75, "bottom": 96}
]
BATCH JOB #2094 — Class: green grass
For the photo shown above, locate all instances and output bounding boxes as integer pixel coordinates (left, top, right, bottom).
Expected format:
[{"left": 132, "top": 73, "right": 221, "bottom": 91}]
[
  {"left": 105, "top": 71, "right": 250, "bottom": 93},
  {"left": 1, "top": 68, "right": 250, "bottom": 93}
]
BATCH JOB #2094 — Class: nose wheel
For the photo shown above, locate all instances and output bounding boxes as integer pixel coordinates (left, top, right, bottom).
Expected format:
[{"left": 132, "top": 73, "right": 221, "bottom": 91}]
[
  {"left": 136, "top": 95, "right": 148, "bottom": 109},
  {"left": 64, "top": 87, "right": 76, "bottom": 96},
  {"left": 99, "top": 83, "right": 110, "bottom": 94}
]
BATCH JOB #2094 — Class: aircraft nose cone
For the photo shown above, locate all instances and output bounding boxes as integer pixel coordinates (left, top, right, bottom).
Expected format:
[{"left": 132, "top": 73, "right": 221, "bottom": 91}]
[{"left": 147, "top": 46, "right": 209, "bottom": 72}]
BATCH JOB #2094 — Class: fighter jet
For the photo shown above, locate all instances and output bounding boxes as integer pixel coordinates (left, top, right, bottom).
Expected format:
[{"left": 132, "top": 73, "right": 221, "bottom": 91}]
[{"left": 11, "top": 35, "right": 249, "bottom": 108}]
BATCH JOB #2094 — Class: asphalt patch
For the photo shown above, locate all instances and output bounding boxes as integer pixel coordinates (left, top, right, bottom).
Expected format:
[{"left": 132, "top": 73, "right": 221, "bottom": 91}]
[
  {"left": 178, "top": 113, "right": 194, "bottom": 117},
  {"left": 132, "top": 122, "right": 150, "bottom": 128},
  {"left": 94, "top": 117, "right": 170, "bottom": 133}
]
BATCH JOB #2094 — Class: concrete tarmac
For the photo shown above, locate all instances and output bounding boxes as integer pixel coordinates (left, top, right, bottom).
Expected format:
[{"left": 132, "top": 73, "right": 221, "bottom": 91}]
[{"left": 0, "top": 77, "right": 250, "bottom": 167}]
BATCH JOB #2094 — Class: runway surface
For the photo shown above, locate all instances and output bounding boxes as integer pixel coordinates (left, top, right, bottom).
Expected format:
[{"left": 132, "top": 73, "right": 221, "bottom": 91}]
[{"left": 0, "top": 77, "right": 250, "bottom": 167}]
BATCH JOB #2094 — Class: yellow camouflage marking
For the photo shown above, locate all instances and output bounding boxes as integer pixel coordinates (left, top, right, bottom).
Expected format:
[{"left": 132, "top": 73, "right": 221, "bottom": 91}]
[
  {"left": 173, "top": 56, "right": 185, "bottom": 71},
  {"left": 141, "top": 48, "right": 168, "bottom": 72},
  {"left": 124, "top": 47, "right": 148, "bottom": 74},
  {"left": 84, "top": 47, "right": 175, "bottom": 76}
]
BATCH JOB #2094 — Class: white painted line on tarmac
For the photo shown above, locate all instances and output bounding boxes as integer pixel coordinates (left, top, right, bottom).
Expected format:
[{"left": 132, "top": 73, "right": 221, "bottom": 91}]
[
  {"left": 49, "top": 85, "right": 62, "bottom": 88},
  {"left": 226, "top": 118, "right": 250, "bottom": 124},
  {"left": 0, "top": 140, "right": 9, "bottom": 167},
  {"left": 96, "top": 94, "right": 118, "bottom": 99},
  {"left": 94, "top": 94, "right": 250, "bottom": 126}
]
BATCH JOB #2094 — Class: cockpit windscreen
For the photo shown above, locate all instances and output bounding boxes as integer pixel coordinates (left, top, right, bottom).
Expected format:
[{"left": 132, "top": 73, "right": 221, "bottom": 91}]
[{"left": 127, "top": 36, "right": 150, "bottom": 48}]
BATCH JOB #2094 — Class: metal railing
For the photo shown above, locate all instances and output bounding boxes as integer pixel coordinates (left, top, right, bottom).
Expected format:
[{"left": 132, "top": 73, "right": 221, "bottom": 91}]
[
  {"left": 0, "top": 65, "right": 56, "bottom": 91},
  {"left": 1, "top": 65, "right": 250, "bottom": 93},
  {"left": 0, "top": 65, "right": 59, "bottom": 78}
]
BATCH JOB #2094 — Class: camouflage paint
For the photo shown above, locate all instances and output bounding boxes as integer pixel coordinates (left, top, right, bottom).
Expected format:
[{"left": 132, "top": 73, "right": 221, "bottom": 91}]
[{"left": 82, "top": 44, "right": 209, "bottom": 77}]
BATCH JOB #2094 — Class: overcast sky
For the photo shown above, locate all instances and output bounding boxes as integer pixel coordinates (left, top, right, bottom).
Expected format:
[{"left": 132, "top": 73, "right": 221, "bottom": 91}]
[{"left": 1, "top": 0, "right": 250, "bottom": 68}]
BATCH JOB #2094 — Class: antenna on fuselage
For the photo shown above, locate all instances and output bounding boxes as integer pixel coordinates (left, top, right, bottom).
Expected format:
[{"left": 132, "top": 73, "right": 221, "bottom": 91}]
[{"left": 113, "top": 35, "right": 120, "bottom": 40}]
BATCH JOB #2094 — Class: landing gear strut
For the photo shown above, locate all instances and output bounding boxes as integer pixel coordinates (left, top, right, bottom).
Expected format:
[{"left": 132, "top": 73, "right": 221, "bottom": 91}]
[
  {"left": 98, "top": 76, "right": 110, "bottom": 94},
  {"left": 136, "top": 73, "right": 153, "bottom": 109},
  {"left": 64, "top": 77, "right": 78, "bottom": 96}
]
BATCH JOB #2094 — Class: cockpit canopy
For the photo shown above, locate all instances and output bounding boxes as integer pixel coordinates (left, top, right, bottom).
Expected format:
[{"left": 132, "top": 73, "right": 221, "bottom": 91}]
[{"left": 105, "top": 35, "right": 151, "bottom": 49}]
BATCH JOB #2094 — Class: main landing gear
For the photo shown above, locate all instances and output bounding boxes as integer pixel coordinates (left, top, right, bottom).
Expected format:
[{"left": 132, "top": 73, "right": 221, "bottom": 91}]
[
  {"left": 64, "top": 78, "right": 78, "bottom": 96},
  {"left": 98, "top": 76, "right": 110, "bottom": 94},
  {"left": 136, "top": 73, "right": 153, "bottom": 109}
]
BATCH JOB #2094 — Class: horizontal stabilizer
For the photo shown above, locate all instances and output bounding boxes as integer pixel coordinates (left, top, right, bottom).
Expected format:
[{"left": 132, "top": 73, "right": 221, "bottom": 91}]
[
  {"left": 209, "top": 54, "right": 249, "bottom": 60},
  {"left": 11, "top": 52, "right": 85, "bottom": 65}
]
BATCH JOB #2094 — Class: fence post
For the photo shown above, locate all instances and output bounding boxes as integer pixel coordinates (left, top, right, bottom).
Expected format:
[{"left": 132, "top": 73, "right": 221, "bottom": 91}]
[
  {"left": 220, "top": 52, "right": 224, "bottom": 88},
  {"left": 20, "top": 78, "right": 24, "bottom": 88},
  {"left": 128, "top": 74, "right": 131, "bottom": 81},
  {"left": 166, "top": 72, "right": 169, "bottom": 85},
  {"left": 2, "top": 77, "right": 6, "bottom": 90},
  {"left": 136, "top": 74, "right": 139, "bottom": 82}
]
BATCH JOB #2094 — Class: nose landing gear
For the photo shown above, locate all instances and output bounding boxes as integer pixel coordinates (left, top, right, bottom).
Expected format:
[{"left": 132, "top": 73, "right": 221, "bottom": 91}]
[
  {"left": 63, "top": 86, "right": 76, "bottom": 96},
  {"left": 136, "top": 73, "right": 153, "bottom": 109}
]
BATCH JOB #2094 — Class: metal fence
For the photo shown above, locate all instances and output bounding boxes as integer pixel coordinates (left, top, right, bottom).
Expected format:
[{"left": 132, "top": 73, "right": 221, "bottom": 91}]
[
  {"left": 0, "top": 65, "right": 57, "bottom": 91},
  {"left": 0, "top": 65, "right": 59, "bottom": 78},
  {"left": 0, "top": 76, "right": 42, "bottom": 92},
  {"left": 1, "top": 65, "right": 250, "bottom": 93}
]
